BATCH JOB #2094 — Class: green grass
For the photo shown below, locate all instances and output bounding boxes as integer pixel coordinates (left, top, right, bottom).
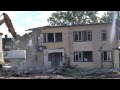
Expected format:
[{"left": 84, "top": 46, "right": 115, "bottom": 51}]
[{"left": 59, "top": 67, "right": 83, "bottom": 77}]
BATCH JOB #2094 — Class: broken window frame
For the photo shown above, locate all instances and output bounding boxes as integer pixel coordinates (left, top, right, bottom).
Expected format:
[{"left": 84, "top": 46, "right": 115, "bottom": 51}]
[
  {"left": 79, "top": 51, "right": 83, "bottom": 61},
  {"left": 55, "top": 33, "right": 62, "bottom": 42},
  {"left": 87, "top": 31, "right": 92, "bottom": 41},
  {"left": 79, "top": 32, "right": 82, "bottom": 41},
  {"left": 82, "top": 31, "right": 87, "bottom": 41},
  {"left": 44, "top": 32, "right": 63, "bottom": 43},
  {"left": 73, "top": 32, "right": 79, "bottom": 41},
  {"left": 47, "top": 33, "right": 54, "bottom": 42},
  {"left": 74, "top": 51, "right": 93, "bottom": 62},
  {"left": 83, "top": 51, "right": 93, "bottom": 62},
  {"left": 101, "top": 51, "right": 112, "bottom": 62},
  {"left": 101, "top": 30, "right": 107, "bottom": 41},
  {"left": 73, "top": 30, "right": 92, "bottom": 42},
  {"left": 74, "top": 51, "right": 79, "bottom": 62}
]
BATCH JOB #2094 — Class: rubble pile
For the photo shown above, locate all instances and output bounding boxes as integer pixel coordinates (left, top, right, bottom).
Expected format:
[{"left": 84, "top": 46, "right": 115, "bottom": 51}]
[
  {"left": 0, "top": 66, "right": 73, "bottom": 79},
  {"left": 1, "top": 64, "right": 120, "bottom": 79}
]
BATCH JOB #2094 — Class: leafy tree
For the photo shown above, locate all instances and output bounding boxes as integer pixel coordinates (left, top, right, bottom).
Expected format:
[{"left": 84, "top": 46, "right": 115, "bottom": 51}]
[
  {"left": 99, "top": 11, "right": 120, "bottom": 23},
  {"left": 47, "top": 11, "right": 99, "bottom": 26}
]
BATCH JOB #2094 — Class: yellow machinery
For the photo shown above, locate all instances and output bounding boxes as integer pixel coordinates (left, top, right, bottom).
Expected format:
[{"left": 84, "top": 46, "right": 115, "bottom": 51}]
[
  {"left": 0, "top": 32, "right": 4, "bottom": 68},
  {"left": 0, "top": 13, "right": 17, "bottom": 68}
]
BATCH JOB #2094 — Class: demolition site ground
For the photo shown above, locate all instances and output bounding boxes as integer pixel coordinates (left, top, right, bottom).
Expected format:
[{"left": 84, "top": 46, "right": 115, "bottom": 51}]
[{"left": 1, "top": 65, "right": 120, "bottom": 79}]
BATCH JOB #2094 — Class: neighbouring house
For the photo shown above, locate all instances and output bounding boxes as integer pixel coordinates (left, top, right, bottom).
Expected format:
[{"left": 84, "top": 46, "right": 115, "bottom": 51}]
[{"left": 26, "top": 22, "right": 120, "bottom": 69}]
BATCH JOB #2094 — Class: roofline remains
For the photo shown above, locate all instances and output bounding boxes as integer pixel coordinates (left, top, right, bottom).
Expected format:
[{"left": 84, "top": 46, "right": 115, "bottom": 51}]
[{"left": 26, "top": 22, "right": 115, "bottom": 31}]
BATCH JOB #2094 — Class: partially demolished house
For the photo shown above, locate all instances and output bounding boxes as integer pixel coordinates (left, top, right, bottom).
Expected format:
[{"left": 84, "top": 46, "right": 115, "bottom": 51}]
[{"left": 26, "top": 22, "right": 120, "bottom": 69}]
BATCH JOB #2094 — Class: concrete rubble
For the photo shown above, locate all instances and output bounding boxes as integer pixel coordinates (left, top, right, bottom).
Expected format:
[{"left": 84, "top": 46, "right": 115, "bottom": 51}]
[
  {"left": 0, "top": 64, "right": 72, "bottom": 79},
  {"left": 1, "top": 62, "right": 120, "bottom": 79},
  {"left": 1, "top": 59, "right": 120, "bottom": 79}
]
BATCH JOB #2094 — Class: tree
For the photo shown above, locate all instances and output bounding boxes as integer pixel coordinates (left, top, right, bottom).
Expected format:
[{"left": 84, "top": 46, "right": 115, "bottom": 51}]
[
  {"left": 47, "top": 11, "right": 99, "bottom": 26},
  {"left": 99, "top": 11, "right": 120, "bottom": 23}
]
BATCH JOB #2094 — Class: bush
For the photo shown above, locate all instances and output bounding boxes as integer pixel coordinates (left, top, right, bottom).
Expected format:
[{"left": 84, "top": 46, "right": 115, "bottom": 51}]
[{"left": 59, "top": 66, "right": 81, "bottom": 77}]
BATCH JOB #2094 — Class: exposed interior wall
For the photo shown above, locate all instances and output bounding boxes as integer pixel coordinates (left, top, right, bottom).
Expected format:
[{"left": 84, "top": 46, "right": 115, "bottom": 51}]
[
  {"left": 37, "top": 52, "right": 44, "bottom": 65},
  {"left": 24, "top": 30, "right": 44, "bottom": 68}
]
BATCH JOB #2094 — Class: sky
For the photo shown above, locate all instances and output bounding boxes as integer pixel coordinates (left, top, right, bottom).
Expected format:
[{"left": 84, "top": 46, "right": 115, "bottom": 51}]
[{"left": 0, "top": 11, "right": 105, "bottom": 38}]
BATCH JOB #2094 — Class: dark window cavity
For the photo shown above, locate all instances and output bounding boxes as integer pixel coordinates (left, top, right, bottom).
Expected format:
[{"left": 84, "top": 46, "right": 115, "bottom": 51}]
[
  {"left": 102, "top": 51, "right": 112, "bottom": 61},
  {"left": 74, "top": 51, "right": 93, "bottom": 62},
  {"left": 101, "top": 30, "right": 107, "bottom": 41},
  {"left": 82, "top": 31, "right": 87, "bottom": 41},
  {"left": 83, "top": 51, "right": 93, "bottom": 62},
  {"left": 79, "top": 32, "right": 82, "bottom": 41},
  {"left": 87, "top": 31, "right": 92, "bottom": 41},
  {"left": 47, "top": 33, "right": 54, "bottom": 42},
  {"left": 75, "top": 52, "right": 79, "bottom": 61},
  {"left": 74, "top": 32, "right": 79, "bottom": 41},
  {"left": 55, "top": 33, "right": 62, "bottom": 42}
]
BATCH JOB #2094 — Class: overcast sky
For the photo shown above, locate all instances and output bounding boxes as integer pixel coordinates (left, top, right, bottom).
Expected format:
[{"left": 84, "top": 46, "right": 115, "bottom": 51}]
[{"left": 0, "top": 11, "right": 105, "bottom": 38}]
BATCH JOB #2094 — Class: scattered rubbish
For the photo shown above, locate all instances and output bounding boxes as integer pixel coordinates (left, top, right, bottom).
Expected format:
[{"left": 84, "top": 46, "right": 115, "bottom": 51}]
[
  {"left": 1, "top": 60, "right": 120, "bottom": 79},
  {"left": 1, "top": 64, "right": 120, "bottom": 79}
]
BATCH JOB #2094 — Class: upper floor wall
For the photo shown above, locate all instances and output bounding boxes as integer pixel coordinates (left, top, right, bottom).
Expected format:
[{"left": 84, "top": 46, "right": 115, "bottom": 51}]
[
  {"left": 41, "top": 27, "right": 70, "bottom": 56},
  {"left": 29, "top": 23, "right": 120, "bottom": 53},
  {"left": 68, "top": 23, "right": 118, "bottom": 51}
]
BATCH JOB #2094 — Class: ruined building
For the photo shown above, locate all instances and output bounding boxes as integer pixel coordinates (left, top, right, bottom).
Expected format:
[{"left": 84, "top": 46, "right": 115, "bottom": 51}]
[{"left": 25, "top": 22, "right": 120, "bottom": 69}]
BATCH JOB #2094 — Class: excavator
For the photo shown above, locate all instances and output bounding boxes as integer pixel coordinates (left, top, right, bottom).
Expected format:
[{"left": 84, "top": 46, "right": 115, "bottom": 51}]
[
  {"left": 0, "top": 13, "right": 18, "bottom": 69},
  {"left": 0, "top": 13, "right": 17, "bottom": 40}
]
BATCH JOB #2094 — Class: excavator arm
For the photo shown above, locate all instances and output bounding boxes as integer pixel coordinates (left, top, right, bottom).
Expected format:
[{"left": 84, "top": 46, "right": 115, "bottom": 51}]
[
  {"left": 0, "top": 13, "right": 18, "bottom": 68},
  {"left": 0, "top": 13, "right": 17, "bottom": 40}
]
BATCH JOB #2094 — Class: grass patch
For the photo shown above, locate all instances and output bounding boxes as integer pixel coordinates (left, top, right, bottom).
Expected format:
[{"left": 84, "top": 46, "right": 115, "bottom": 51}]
[{"left": 59, "top": 66, "right": 83, "bottom": 77}]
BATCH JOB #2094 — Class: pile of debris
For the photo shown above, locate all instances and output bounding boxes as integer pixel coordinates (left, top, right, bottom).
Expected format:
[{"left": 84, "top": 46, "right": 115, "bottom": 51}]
[
  {"left": 0, "top": 65, "right": 73, "bottom": 79},
  {"left": 1, "top": 64, "right": 120, "bottom": 79}
]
